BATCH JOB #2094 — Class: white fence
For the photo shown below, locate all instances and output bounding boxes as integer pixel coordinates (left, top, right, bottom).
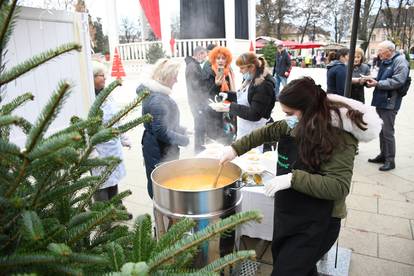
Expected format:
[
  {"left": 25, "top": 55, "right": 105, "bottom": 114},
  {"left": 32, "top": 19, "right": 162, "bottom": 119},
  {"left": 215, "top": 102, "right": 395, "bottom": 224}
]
[
  {"left": 117, "top": 38, "right": 227, "bottom": 61},
  {"left": 4, "top": 7, "right": 94, "bottom": 147}
]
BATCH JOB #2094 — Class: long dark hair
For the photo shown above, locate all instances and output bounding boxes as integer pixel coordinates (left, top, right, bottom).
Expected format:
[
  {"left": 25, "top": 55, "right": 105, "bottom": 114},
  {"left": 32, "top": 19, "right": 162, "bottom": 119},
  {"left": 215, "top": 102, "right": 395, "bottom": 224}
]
[{"left": 278, "top": 77, "right": 367, "bottom": 171}]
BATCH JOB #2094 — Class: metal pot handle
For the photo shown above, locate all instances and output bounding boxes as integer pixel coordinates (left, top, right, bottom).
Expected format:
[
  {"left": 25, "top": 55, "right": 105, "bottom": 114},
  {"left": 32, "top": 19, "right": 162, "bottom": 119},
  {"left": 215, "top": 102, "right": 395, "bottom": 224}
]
[{"left": 224, "top": 180, "right": 247, "bottom": 197}]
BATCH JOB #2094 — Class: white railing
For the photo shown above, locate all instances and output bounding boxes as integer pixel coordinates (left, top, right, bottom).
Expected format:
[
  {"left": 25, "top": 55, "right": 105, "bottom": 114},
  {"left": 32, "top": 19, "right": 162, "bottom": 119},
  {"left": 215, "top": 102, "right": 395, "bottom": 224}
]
[
  {"left": 117, "top": 38, "right": 227, "bottom": 61},
  {"left": 118, "top": 41, "right": 162, "bottom": 61},
  {"left": 173, "top": 38, "right": 227, "bottom": 57}
]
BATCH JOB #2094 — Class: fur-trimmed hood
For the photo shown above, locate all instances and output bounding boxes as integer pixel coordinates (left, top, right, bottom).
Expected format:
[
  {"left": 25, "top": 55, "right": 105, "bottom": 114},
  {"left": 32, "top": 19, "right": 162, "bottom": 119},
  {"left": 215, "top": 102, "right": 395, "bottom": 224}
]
[
  {"left": 138, "top": 78, "right": 172, "bottom": 95},
  {"left": 328, "top": 94, "right": 383, "bottom": 142},
  {"left": 252, "top": 68, "right": 274, "bottom": 86}
]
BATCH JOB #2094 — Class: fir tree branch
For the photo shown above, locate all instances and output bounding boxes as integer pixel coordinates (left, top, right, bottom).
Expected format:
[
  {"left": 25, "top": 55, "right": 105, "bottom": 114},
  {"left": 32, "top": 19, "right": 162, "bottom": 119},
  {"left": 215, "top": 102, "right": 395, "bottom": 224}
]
[
  {"left": 151, "top": 218, "right": 196, "bottom": 258},
  {"left": 104, "top": 90, "right": 150, "bottom": 128},
  {"left": 0, "top": 43, "right": 81, "bottom": 86},
  {"left": 0, "top": 138, "right": 20, "bottom": 156},
  {"left": 132, "top": 214, "right": 155, "bottom": 263},
  {"left": 0, "top": 92, "right": 34, "bottom": 115},
  {"left": 48, "top": 116, "right": 101, "bottom": 139},
  {"left": 88, "top": 79, "right": 122, "bottom": 120},
  {"left": 21, "top": 211, "right": 45, "bottom": 242},
  {"left": 77, "top": 159, "right": 120, "bottom": 211},
  {"left": 0, "top": 115, "right": 32, "bottom": 133},
  {"left": 115, "top": 114, "right": 152, "bottom": 134},
  {"left": 90, "top": 128, "right": 119, "bottom": 146},
  {"left": 147, "top": 211, "right": 262, "bottom": 271},
  {"left": 199, "top": 250, "right": 256, "bottom": 273},
  {"left": 27, "top": 132, "right": 81, "bottom": 160},
  {"left": 0, "top": 254, "right": 61, "bottom": 268},
  {"left": 25, "top": 80, "right": 72, "bottom": 152},
  {"left": 105, "top": 242, "right": 125, "bottom": 272},
  {"left": 67, "top": 206, "right": 116, "bottom": 246},
  {"left": 0, "top": 0, "right": 18, "bottom": 55}
]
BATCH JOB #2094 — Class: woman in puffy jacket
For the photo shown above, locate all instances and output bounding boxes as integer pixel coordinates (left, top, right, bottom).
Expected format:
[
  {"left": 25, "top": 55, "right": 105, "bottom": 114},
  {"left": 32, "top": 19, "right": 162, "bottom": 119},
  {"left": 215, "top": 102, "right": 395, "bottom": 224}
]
[{"left": 137, "top": 59, "right": 189, "bottom": 198}]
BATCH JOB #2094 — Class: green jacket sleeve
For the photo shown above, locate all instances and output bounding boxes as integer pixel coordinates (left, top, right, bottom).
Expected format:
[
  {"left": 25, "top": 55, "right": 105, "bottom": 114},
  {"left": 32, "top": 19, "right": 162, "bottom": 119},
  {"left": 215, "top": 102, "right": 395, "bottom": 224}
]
[
  {"left": 291, "top": 133, "right": 357, "bottom": 201},
  {"left": 231, "top": 120, "right": 290, "bottom": 156}
]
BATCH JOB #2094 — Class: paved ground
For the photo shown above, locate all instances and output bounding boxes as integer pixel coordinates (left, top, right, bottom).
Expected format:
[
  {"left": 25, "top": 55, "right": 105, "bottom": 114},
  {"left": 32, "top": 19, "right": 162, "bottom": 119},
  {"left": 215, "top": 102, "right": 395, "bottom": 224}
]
[{"left": 110, "top": 65, "right": 414, "bottom": 276}]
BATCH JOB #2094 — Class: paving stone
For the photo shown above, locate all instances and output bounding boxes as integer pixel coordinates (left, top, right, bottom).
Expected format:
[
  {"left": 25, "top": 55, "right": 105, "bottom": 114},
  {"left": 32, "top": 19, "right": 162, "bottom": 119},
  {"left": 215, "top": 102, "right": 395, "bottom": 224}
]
[
  {"left": 391, "top": 166, "right": 414, "bottom": 183},
  {"left": 346, "top": 209, "right": 412, "bottom": 239},
  {"left": 339, "top": 227, "right": 377, "bottom": 257},
  {"left": 379, "top": 235, "right": 414, "bottom": 265},
  {"left": 353, "top": 182, "right": 407, "bottom": 201},
  {"left": 346, "top": 194, "right": 377, "bottom": 213},
  {"left": 364, "top": 173, "right": 414, "bottom": 193},
  {"left": 349, "top": 253, "right": 414, "bottom": 276},
  {"left": 379, "top": 199, "right": 414, "bottom": 219}
]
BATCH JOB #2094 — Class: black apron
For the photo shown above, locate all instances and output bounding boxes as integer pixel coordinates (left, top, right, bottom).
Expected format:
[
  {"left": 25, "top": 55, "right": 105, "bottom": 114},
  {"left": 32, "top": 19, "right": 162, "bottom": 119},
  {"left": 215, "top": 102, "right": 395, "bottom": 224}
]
[{"left": 271, "top": 136, "right": 335, "bottom": 276}]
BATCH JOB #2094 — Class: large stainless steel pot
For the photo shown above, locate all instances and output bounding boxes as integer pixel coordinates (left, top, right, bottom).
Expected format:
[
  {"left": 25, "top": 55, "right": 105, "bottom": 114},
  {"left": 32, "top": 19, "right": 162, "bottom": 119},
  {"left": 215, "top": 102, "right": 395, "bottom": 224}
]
[
  {"left": 151, "top": 158, "right": 243, "bottom": 216},
  {"left": 151, "top": 158, "right": 243, "bottom": 267}
]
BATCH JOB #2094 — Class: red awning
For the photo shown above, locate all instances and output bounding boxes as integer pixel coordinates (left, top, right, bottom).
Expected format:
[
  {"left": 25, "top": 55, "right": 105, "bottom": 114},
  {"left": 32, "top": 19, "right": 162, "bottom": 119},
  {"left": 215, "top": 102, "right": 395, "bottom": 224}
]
[
  {"left": 139, "top": 0, "right": 161, "bottom": 39},
  {"left": 281, "top": 40, "right": 300, "bottom": 48},
  {"left": 291, "top": 42, "right": 323, "bottom": 49}
]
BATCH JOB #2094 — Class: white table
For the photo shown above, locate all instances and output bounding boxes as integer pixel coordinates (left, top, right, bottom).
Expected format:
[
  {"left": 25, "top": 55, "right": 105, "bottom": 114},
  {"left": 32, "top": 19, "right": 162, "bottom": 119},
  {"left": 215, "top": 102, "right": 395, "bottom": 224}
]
[{"left": 197, "top": 146, "right": 277, "bottom": 241}]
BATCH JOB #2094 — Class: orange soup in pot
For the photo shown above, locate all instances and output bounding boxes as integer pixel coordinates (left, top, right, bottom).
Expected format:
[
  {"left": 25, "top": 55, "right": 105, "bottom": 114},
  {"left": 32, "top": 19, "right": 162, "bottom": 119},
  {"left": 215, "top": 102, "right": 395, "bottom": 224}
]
[{"left": 162, "top": 174, "right": 234, "bottom": 191}]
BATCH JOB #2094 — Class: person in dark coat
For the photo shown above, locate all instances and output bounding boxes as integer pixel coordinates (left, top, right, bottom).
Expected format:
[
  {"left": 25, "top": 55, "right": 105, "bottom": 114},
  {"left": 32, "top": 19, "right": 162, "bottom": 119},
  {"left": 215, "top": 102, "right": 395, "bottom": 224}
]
[
  {"left": 138, "top": 59, "right": 189, "bottom": 198},
  {"left": 351, "top": 48, "right": 371, "bottom": 103},
  {"left": 210, "top": 52, "right": 275, "bottom": 152},
  {"left": 185, "top": 46, "right": 208, "bottom": 153},
  {"left": 272, "top": 44, "right": 291, "bottom": 99},
  {"left": 204, "top": 46, "right": 236, "bottom": 144},
  {"left": 326, "top": 48, "right": 349, "bottom": 96}
]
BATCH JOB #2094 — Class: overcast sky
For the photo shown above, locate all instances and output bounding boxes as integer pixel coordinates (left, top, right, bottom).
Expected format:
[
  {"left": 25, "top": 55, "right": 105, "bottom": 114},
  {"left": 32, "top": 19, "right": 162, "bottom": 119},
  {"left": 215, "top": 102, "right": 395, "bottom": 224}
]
[{"left": 19, "top": 0, "right": 180, "bottom": 34}]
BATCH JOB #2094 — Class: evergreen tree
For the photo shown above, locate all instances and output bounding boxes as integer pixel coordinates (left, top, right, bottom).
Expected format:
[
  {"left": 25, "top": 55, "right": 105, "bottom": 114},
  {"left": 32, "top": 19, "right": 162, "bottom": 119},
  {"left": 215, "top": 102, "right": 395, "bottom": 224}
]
[
  {"left": 93, "top": 17, "right": 109, "bottom": 54},
  {"left": 0, "top": 1, "right": 261, "bottom": 275}
]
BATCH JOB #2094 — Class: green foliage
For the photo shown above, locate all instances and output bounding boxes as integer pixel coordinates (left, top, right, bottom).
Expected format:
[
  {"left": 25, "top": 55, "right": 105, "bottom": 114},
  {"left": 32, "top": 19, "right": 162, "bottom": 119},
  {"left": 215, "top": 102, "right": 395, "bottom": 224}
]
[
  {"left": 146, "top": 43, "right": 165, "bottom": 64},
  {"left": 262, "top": 41, "right": 277, "bottom": 67},
  {"left": 0, "top": 2, "right": 262, "bottom": 275}
]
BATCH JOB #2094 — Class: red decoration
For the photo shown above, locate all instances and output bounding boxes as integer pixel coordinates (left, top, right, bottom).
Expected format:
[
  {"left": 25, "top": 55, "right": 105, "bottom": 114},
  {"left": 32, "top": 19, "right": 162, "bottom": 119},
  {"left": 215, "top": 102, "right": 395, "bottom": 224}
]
[
  {"left": 111, "top": 48, "right": 126, "bottom": 80},
  {"left": 249, "top": 40, "right": 254, "bottom": 52},
  {"left": 139, "top": 0, "right": 161, "bottom": 39},
  {"left": 170, "top": 36, "right": 176, "bottom": 55}
]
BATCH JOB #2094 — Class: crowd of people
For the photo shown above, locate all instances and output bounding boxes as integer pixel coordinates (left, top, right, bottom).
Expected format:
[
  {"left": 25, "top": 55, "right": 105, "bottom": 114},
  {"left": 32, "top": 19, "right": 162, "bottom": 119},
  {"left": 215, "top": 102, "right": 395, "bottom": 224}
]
[{"left": 90, "top": 39, "right": 410, "bottom": 276}]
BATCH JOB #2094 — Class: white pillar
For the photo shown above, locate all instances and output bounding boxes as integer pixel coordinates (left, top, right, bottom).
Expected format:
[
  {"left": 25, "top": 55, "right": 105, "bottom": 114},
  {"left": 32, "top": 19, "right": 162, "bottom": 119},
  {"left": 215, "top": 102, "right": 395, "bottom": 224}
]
[
  {"left": 248, "top": 0, "right": 256, "bottom": 50},
  {"left": 105, "top": 0, "right": 119, "bottom": 60},
  {"left": 159, "top": 0, "right": 172, "bottom": 56},
  {"left": 224, "top": 0, "right": 235, "bottom": 51},
  {"left": 138, "top": 2, "right": 148, "bottom": 41}
]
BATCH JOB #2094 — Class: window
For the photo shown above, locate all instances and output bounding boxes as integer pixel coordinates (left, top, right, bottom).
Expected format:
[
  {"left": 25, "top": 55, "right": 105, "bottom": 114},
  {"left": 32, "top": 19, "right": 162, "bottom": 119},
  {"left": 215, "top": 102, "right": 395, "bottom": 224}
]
[
  {"left": 371, "top": 34, "right": 376, "bottom": 42},
  {"left": 371, "top": 49, "right": 376, "bottom": 55},
  {"left": 235, "top": 0, "right": 249, "bottom": 39}
]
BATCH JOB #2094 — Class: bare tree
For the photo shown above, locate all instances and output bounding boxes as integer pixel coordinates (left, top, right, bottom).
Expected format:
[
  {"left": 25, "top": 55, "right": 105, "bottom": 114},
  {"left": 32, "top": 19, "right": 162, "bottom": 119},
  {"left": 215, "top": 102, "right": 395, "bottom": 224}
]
[
  {"left": 294, "top": 0, "right": 330, "bottom": 43},
  {"left": 332, "top": 0, "right": 354, "bottom": 43},
  {"left": 256, "top": 0, "right": 293, "bottom": 38},
  {"left": 120, "top": 17, "right": 139, "bottom": 43},
  {"left": 381, "top": 0, "right": 411, "bottom": 46}
]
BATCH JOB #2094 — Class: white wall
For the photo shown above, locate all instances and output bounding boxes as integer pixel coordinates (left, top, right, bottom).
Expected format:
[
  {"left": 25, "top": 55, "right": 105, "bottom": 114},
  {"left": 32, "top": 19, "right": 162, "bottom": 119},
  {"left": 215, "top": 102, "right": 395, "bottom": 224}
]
[{"left": 4, "top": 6, "right": 94, "bottom": 147}]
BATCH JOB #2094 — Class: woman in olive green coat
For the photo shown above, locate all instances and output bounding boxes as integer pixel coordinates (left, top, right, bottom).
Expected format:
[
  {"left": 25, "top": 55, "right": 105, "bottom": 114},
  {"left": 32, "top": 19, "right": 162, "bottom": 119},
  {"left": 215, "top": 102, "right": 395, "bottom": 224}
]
[{"left": 220, "top": 77, "right": 382, "bottom": 276}]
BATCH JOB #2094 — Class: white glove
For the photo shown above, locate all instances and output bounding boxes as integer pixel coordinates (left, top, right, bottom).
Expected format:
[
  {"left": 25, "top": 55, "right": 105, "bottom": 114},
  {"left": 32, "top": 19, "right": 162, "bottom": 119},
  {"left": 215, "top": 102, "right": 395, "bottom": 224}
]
[
  {"left": 263, "top": 173, "right": 292, "bottom": 197},
  {"left": 210, "top": 102, "right": 230, "bottom": 112},
  {"left": 219, "top": 146, "right": 238, "bottom": 165},
  {"left": 121, "top": 134, "right": 132, "bottom": 149}
]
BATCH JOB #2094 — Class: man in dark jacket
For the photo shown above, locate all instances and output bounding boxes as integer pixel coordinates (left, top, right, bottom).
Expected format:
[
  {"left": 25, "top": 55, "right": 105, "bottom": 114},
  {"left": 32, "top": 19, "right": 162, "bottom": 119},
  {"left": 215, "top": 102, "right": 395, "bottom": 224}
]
[
  {"left": 366, "top": 40, "right": 409, "bottom": 171},
  {"left": 185, "top": 46, "right": 208, "bottom": 153},
  {"left": 272, "top": 44, "right": 291, "bottom": 99}
]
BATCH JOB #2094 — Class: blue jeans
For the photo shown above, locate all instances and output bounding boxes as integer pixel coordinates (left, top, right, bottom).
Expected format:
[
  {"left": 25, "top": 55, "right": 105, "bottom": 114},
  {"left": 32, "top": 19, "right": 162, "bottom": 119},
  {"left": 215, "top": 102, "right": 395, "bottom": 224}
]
[{"left": 274, "top": 75, "right": 287, "bottom": 99}]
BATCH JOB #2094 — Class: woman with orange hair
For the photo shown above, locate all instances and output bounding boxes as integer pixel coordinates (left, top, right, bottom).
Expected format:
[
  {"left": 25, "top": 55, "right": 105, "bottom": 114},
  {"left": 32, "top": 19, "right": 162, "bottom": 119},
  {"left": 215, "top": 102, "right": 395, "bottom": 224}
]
[{"left": 204, "top": 46, "right": 236, "bottom": 144}]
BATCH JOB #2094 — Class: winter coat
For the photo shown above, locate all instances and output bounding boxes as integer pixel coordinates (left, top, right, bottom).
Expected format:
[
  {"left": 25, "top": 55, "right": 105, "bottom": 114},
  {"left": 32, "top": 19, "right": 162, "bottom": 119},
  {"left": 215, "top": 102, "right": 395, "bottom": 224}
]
[
  {"left": 138, "top": 79, "right": 189, "bottom": 198},
  {"left": 273, "top": 49, "right": 291, "bottom": 77},
  {"left": 371, "top": 53, "right": 409, "bottom": 111},
  {"left": 351, "top": 63, "right": 370, "bottom": 103},
  {"left": 327, "top": 60, "right": 347, "bottom": 96},
  {"left": 231, "top": 94, "right": 382, "bottom": 218},
  {"left": 91, "top": 97, "right": 126, "bottom": 189},
  {"left": 138, "top": 79, "right": 189, "bottom": 149},
  {"left": 185, "top": 56, "right": 209, "bottom": 113},
  {"left": 229, "top": 72, "right": 275, "bottom": 121}
]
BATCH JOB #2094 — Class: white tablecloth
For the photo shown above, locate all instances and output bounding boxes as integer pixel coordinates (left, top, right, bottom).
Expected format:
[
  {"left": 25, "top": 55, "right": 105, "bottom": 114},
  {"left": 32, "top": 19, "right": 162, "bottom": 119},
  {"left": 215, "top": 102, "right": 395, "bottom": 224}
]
[
  {"left": 197, "top": 146, "right": 277, "bottom": 241},
  {"left": 239, "top": 186, "right": 274, "bottom": 241}
]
